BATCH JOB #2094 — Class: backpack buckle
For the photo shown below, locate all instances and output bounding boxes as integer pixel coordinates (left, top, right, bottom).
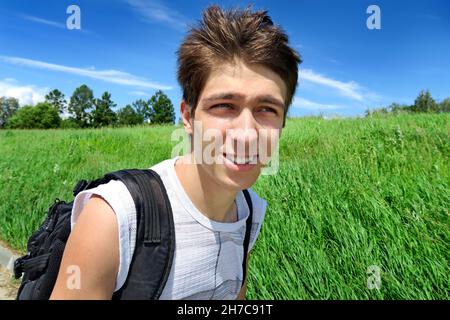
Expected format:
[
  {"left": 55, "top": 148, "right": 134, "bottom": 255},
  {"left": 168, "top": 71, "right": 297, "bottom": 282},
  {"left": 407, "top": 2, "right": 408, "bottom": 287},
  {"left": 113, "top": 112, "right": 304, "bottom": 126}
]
[{"left": 13, "top": 256, "right": 25, "bottom": 279}]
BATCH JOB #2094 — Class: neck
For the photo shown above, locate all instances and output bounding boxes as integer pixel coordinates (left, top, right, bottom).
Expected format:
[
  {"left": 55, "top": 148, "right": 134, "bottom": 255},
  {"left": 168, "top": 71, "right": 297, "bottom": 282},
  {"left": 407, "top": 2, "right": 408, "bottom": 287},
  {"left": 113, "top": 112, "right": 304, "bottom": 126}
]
[{"left": 174, "top": 154, "right": 238, "bottom": 223}]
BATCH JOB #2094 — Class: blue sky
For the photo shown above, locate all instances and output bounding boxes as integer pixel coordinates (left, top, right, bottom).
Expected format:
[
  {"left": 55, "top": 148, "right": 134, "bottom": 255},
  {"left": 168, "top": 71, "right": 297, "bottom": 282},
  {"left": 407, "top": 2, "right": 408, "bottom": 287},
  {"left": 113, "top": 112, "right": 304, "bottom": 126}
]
[{"left": 0, "top": 0, "right": 449, "bottom": 120}]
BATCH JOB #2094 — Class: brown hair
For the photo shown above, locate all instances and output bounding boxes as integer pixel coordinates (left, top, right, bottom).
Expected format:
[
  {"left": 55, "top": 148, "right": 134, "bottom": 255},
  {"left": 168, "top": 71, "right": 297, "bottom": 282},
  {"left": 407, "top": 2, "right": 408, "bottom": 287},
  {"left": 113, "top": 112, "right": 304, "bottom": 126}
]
[{"left": 177, "top": 5, "right": 302, "bottom": 127}]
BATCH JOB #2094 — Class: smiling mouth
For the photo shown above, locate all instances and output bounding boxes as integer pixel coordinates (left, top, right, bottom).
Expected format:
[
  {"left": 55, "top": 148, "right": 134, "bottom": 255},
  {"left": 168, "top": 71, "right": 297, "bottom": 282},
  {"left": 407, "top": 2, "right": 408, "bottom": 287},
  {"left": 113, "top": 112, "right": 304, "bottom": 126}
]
[{"left": 223, "top": 153, "right": 258, "bottom": 165}]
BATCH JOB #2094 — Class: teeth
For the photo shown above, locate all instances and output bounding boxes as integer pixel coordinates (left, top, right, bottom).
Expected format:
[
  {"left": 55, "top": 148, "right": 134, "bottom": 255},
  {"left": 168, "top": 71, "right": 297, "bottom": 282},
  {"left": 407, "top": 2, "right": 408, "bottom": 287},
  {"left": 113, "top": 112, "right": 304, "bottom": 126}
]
[{"left": 225, "top": 154, "right": 257, "bottom": 165}]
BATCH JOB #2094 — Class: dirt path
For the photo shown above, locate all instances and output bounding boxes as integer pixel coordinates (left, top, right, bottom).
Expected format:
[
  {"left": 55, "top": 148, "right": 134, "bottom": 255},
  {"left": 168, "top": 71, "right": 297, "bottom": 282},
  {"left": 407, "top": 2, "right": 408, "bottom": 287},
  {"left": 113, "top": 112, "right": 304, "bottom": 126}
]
[
  {"left": 0, "top": 266, "right": 20, "bottom": 300},
  {"left": 0, "top": 239, "right": 22, "bottom": 300}
]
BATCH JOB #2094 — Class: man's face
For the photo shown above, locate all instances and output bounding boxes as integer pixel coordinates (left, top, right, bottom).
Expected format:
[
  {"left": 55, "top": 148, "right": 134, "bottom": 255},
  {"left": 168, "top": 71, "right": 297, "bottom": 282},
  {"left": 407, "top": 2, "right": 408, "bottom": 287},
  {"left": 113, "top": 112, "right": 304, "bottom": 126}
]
[{"left": 183, "top": 59, "right": 286, "bottom": 191}]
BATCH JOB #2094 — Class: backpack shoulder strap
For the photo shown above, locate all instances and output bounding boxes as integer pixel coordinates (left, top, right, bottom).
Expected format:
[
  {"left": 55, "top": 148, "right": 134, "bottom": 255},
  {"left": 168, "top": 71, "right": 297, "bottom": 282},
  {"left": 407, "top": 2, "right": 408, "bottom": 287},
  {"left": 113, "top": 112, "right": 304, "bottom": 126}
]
[
  {"left": 242, "top": 189, "right": 253, "bottom": 288},
  {"left": 106, "top": 169, "right": 175, "bottom": 300},
  {"left": 104, "top": 169, "right": 173, "bottom": 244},
  {"left": 77, "top": 170, "right": 252, "bottom": 298}
]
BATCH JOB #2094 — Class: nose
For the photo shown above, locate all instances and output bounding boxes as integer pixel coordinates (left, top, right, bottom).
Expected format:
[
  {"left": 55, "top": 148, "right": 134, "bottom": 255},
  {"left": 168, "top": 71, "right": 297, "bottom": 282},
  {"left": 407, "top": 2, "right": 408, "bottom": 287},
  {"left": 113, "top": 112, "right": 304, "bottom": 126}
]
[{"left": 228, "top": 108, "right": 259, "bottom": 156}]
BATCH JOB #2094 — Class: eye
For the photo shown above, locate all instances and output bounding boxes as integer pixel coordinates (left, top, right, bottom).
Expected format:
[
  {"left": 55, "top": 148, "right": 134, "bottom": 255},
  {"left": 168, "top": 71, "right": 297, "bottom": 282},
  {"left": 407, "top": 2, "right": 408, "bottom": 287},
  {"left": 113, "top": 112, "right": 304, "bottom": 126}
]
[
  {"left": 211, "top": 103, "right": 234, "bottom": 110},
  {"left": 259, "top": 107, "right": 278, "bottom": 115}
]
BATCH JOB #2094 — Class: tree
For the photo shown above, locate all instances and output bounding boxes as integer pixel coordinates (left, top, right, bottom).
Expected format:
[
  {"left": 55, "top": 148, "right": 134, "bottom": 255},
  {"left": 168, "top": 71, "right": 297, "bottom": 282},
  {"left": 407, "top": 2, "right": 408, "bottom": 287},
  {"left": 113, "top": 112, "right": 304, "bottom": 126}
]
[
  {"left": 60, "top": 118, "right": 80, "bottom": 129},
  {"left": 132, "top": 99, "right": 153, "bottom": 123},
  {"left": 45, "top": 89, "right": 67, "bottom": 115},
  {"left": 387, "top": 103, "right": 410, "bottom": 115},
  {"left": 117, "top": 105, "right": 144, "bottom": 126},
  {"left": 92, "top": 92, "right": 118, "bottom": 127},
  {"left": 0, "top": 97, "right": 20, "bottom": 128},
  {"left": 34, "top": 102, "right": 61, "bottom": 128},
  {"left": 148, "top": 90, "right": 175, "bottom": 124},
  {"left": 402, "top": 104, "right": 416, "bottom": 113},
  {"left": 413, "top": 90, "right": 438, "bottom": 113},
  {"left": 68, "top": 84, "right": 94, "bottom": 128},
  {"left": 6, "top": 102, "right": 60, "bottom": 129},
  {"left": 439, "top": 98, "right": 450, "bottom": 113},
  {"left": 5, "top": 105, "right": 33, "bottom": 129}
]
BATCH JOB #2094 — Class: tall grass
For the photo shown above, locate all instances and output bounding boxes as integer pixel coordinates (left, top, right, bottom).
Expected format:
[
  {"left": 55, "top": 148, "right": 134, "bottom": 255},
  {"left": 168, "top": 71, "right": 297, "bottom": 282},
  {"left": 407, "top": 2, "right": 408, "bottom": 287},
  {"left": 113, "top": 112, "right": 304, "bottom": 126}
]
[{"left": 0, "top": 114, "right": 448, "bottom": 299}]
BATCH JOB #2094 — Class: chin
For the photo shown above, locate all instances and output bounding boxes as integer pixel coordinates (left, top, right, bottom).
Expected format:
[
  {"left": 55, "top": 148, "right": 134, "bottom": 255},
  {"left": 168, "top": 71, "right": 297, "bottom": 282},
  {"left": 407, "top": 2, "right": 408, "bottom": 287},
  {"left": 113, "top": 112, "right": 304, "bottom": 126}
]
[{"left": 222, "top": 170, "right": 260, "bottom": 191}]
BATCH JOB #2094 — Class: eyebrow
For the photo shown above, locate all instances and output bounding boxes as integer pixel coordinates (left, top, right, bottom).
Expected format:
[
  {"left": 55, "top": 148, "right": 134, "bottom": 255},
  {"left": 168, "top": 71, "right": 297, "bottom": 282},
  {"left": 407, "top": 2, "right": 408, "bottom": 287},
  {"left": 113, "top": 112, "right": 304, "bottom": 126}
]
[{"left": 202, "top": 92, "right": 285, "bottom": 109}]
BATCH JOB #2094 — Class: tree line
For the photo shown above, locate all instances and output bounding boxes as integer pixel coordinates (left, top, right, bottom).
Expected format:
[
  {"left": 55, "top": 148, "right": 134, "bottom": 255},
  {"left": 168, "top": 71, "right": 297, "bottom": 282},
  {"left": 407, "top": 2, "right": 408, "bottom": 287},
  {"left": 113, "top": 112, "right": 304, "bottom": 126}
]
[
  {"left": 0, "top": 84, "right": 175, "bottom": 129},
  {"left": 1, "top": 88, "right": 448, "bottom": 129},
  {"left": 365, "top": 90, "right": 450, "bottom": 117}
]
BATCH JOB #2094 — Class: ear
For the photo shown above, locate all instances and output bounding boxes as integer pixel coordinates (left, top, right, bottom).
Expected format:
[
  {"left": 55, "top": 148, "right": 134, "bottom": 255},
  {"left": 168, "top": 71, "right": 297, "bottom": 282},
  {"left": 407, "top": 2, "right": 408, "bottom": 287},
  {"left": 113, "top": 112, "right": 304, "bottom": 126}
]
[{"left": 180, "top": 100, "right": 193, "bottom": 135}]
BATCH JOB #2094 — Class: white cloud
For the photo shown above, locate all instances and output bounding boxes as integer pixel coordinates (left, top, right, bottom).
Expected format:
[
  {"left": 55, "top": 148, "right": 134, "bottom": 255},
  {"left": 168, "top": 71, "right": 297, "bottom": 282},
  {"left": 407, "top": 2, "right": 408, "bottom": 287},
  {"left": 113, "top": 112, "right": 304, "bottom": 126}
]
[
  {"left": 20, "top": 14, "right": 92, "bottom": 34},
  {"left": 299, "top": 69, "right": 364, "bottom": 101},
  {"left": 126, "top": 0, "right": 188, "bottom": 31},
  {"left": 129, "top": 90, "right": 150, "bottom": 96},
  {"left": 326, "top": 58, "right": 341, "bottom": 65},
  {"left": 0, "top": 56, "right": 172, "bottom": 90},
  {"left": 21, "top": 14, "right": 66, "bottom": 29},
  {"left": 0, "top": 79, "right": 48, "bottom": 106},
  {"left": 292, "top": 97, "right": 343, "bottom": 111},
  {"left": 421, "top": 14, "right": 441, "bottom": 21}
]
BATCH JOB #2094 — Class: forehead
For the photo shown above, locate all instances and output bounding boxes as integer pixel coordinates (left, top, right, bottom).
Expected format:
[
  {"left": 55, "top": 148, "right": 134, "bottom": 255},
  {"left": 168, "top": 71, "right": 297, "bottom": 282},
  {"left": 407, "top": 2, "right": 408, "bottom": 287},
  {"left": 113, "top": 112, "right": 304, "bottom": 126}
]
[{"left": 200, "top": 60, "right": 287, "bottom": 103}]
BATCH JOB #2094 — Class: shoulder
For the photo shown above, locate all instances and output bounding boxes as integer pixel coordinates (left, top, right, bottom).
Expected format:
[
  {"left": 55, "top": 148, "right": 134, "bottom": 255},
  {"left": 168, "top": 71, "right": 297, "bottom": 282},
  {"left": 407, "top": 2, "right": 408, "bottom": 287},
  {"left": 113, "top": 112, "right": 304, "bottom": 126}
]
[
  {"left": 51, "top": 194, "right": 120, "bottom": 299},
  {"left": 71, "top": 179, "right": 137, "bottom": 292},
  {"left": 243, "top": 188, "right": 267, "bottom": 251},
  {"left": 71, "top": 179, "right": 135, "bottom": 229},
  {"left": 149, "top": 157, "right": 176, "bottom": 175},
  {"left": 245, "top": 188, "right": 268, "bottom": 224}
]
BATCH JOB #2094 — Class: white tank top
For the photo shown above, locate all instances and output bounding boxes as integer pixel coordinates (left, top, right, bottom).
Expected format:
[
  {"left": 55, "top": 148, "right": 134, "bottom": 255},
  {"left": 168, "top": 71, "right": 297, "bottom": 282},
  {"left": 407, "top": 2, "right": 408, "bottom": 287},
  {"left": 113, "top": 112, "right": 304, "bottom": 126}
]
[{"left": 70, "top": 156, "right": 267, "bottom": 299}]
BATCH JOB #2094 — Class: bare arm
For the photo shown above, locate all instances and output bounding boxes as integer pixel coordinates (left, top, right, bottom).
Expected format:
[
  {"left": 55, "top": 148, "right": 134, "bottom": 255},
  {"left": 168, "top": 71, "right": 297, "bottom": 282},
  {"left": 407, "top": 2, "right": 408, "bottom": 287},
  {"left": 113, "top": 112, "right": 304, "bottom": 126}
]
[{"left": 49, "top": 195, "right": 120, "bottom": 300}]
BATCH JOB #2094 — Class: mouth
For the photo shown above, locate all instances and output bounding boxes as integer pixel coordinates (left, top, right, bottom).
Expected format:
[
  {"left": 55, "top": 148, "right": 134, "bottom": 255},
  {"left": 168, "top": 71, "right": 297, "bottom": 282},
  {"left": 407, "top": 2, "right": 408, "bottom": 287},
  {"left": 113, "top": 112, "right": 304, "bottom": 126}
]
[{"left": 222, "top": 153, "right": 258, "bottom": 165}]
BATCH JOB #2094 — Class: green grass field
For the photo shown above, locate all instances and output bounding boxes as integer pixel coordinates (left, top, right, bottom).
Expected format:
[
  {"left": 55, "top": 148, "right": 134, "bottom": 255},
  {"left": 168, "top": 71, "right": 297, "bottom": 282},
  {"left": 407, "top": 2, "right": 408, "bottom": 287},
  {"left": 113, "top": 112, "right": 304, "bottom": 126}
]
[{"left": 0, "top": 114, "right": 448, "bottom": 299}]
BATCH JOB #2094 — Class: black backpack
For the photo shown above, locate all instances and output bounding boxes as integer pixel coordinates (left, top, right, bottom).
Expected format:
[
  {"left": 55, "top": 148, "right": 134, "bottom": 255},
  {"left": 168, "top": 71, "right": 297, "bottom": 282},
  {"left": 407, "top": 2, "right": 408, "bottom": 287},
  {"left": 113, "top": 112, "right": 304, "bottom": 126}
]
[{"left": 13, "top": 168, "right": 253, "bottom": 300}]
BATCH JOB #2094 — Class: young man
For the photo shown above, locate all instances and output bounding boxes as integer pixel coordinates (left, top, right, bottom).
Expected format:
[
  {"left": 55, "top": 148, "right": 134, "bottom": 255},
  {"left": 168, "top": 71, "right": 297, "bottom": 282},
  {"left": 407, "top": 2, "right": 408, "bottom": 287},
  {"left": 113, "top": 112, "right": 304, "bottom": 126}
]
[{"left": 50, "top": 5, "right": 300, "bottom": 300}]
